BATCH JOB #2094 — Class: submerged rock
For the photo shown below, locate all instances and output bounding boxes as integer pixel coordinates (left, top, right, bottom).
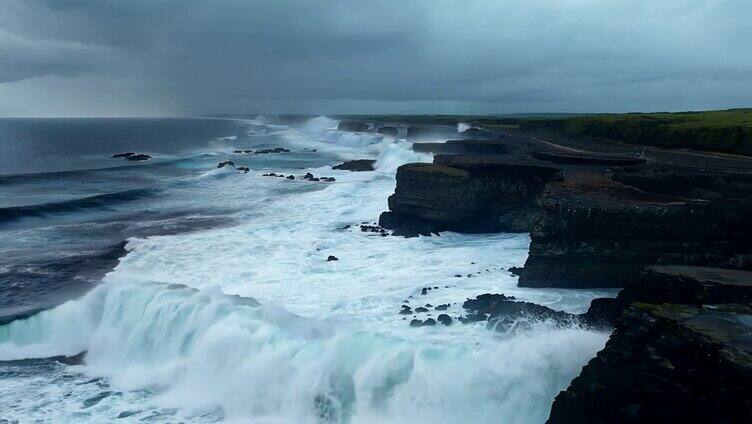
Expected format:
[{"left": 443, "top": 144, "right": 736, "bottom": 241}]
[
  {"left": 255, "top": 147, "right": 290, "bottom": 155},
  {"left": 217, "top": 160, "right": 235, "bottom": 168}
]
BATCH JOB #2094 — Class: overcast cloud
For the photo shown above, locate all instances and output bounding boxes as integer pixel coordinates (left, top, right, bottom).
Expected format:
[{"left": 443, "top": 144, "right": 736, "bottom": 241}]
[{"left": 0, "top": 0, "right": 750, "bottom": 116}]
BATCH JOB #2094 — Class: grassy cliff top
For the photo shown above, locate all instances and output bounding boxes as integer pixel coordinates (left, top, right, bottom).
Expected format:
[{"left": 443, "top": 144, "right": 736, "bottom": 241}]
[{"left": 531, "top": 108, "right": 752, "bottom": 130}]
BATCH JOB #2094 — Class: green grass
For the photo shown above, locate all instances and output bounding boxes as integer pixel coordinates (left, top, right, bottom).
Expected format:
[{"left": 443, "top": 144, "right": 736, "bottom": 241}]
[{"left": 518, "top": 109, "right": 752, "bottom": 155}]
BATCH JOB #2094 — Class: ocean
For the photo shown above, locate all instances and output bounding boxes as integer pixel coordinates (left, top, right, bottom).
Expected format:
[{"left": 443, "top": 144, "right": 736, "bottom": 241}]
[{"left": 0, "top": 116, "right": 612, "bottom": 423}]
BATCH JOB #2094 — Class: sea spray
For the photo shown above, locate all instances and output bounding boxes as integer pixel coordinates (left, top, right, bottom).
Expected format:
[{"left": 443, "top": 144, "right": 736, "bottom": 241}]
[
  {"left": 0, "top": 280, "right": 607, "bottom": 423},
  {"left": 0, "top": 116, "right": 612, "bottom": 423}
]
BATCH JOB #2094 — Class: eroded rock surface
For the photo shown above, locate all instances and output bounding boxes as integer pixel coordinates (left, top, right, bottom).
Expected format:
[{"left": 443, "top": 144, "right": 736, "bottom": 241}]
[{"left": 548, "top": 303, "right": 752, "bottom": 424}]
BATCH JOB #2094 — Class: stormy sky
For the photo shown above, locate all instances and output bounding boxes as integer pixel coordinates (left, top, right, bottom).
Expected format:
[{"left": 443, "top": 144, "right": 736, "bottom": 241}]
[{"left": 1, "top": 0, "right": 750, "bottom": 117}]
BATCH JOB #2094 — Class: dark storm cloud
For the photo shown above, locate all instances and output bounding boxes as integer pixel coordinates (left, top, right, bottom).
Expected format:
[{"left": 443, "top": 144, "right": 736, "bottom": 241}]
[{"left": 1, "top": 0, "right": 751, "bottom": 116}]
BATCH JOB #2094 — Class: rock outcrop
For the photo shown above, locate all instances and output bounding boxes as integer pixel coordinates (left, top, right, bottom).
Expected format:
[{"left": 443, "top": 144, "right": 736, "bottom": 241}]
[
  {"left": 382, "top": 156, "right": 561, "bottom": 235},
  {"left": 582, "top": 265, "right": 752, "bottom": 327},
  {"left": 462, "top": 293, "right": 576, "bottom": 333},
  {"left": 516, "top": 172, "right": 752, "bottom": 288},
  {"left": 332, "top": 159, "right": 376, "bottom": 172},
  {"left": 548, "top": 302, "right": 752, "bottom": 424}
]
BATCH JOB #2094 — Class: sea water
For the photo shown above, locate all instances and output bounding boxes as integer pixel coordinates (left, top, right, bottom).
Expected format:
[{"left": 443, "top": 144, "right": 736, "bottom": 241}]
[{"left": 0, "top": 116, "right": 613, "bottom": 423}]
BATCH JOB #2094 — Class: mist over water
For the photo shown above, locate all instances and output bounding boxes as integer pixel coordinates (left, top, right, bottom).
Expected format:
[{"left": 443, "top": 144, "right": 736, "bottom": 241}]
[{"left": 0, "top": 117, "right": 611, "bottom": 423}]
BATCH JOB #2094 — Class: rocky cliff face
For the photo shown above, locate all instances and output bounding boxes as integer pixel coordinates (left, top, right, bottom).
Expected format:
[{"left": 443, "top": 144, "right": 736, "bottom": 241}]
[
  {"left": 516, "top": 172, "right": 752, "bottom": 288},
  {"left": 548, "top": 302, "right": 752, "bottom": 423},
  {"left": 381, "top": 155, "right": 560, "bottom": 235},
  {"left": 582, "top": 265, "right": 752, "bottom": 327}
]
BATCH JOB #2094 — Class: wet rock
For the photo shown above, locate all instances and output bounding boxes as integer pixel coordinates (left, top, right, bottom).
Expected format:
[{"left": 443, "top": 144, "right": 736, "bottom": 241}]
[
  {"left": 337, "top": 121, "right": 368, "bottom": 132},
  {"left": 421, "top": 288, "right": 428, "bottom": 295},
  {"left": 111, "top": 152, "right": 135, "bottom": 158},
  {"left": 581, "top": 265, "right": 752, "bottom": 328},
  {"left": 409, "top": 319, "right": 422, "bottom": 327},
  {"left": 286, "top": 175, "right": 295, "bottom": 180},
  {"left": 244, "top": 149, "right": 252, "bottom": 153},
  {"left": 415, "top": 307, "right": 429, "bottom": 313},
  {"left": 234, "top": 149, "right": 243, "bottom": 153},
  {"left": 255, "top": 147, "right": 290, "bottom": 154},
  {"left": 332, "top": 159, "right": 376, "bottom": 172},
  {"left": 548, "top": 303, "right": 752, "bottom": 424},
  {"left": 326, "top": 255, "right": 338, "bottom": 262},
  {"left": 399, "top": 305, "right": 412, "bottom": 315},
  {"left": 459, "top": 313, "right": 487, "bottom": 324},
  {"left": 321, "top": 177, "right": 336, "bottom": 182},
  {"left": 422, "top": 318, "right": 436, "bottom": 326},
  {"left": 237, "top": 166, "right": 249, "bottom": 173},
  {"left": 437, "top": 314, "right": 452, "bottom": 325},
  {"left": 462, "top": 293, "right": 574, "bottom": 333},
  {"left": 217, "top": 160, "right": 235, "bottom": 168},
  {"left": 435, "top": 303, "right": 450, "bottom": 311},
  {"left": 303, "top": 172, "right": 314, "bottom": 180},
  {"left": 378, "top": 126, "right": 400, "bottom": 138},
  {"left": 378, "top": 211, "right": 436, "bottom": 238},
  {"left": 125, "top": 154, "right": 151, "bottom": 161}
]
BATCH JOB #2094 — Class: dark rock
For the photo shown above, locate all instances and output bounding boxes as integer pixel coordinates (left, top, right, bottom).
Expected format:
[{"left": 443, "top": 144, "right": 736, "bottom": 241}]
[
  {"left": 378, "top": 211, "right": 436, "bottom": 238},
  {"left": 437, "top": 314, "right": 453, "bottom": 325},
  {"left": 459, "top": 313, "right": 487, "bottom": 324},
  {"left": 399, "top": 306, "right": 412, "bottom": 315},
  {"left": 385, "top": 160, "right": 558, "bottom": 234},
  {"left": 255, "top": 147, "right": 290, "bottom": 155},
  {"left": 337, "top": 121, "right": 368, "bottom": 132},
  {"left": 409, "top": 319, "right": 422, "bottom": 327},
  {"left": 234, "top": 149, "right": 243, "bottom": 153},
  {"left": 412, "top": 140, "right": 509, "bottom": 155},
  {"left": 548, "top": 303, "right": 752, "bottom": 424},
  {"left": 303, "top": 172, "right": 314, "bottom": 180},
  {"left": 286, "top": 175, "right": 295, "bottom": 180},
  {"left": 332, "top": 159, "right": 376, "bottom": 172},
  {"left": 415, "top": 307, "right": 429, "bottom": 313},
  {"left": 421, "top": 288, "right": 428, "bottom": 295},
  {"left": 244, "top": 149, "right": 252, "bottom": 153},
  {"left": 326, "top": 255, "right": 338, "bottom": 262},
  {"left": 377, "top": 126, "right": 399, "bottom": 138},
  {"left": 463, "top": 293, "right": 574, "bottom": 333},
  {"left": 582, "top": 265, "right": 752, "bottom": 328},
  {"left": 518, "top": 172, "right": 752, "bottom": 288},
  {"left": 531, "top": 151, "right": 645, "bottom": 166},
  {"left": 111, "top": 152, "right": 135, "bottom": 158},
  {"left": 125, "top": 154, "right": 151, "bottom": 161},
  {"left": 320, "top": 177, "right": 336, "bottom": 182},
  {"left": 217, "top": 160, "right": 235, "bottom": 168},
  {"left": 435, "top": 303, "right": 449, "bottom": 311},
  {"left": 422, "top": 318, "right": 436, "bottom": 326}
]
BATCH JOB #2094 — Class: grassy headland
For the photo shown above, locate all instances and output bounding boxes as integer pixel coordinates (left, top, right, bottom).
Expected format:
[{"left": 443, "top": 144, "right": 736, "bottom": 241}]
[{"left": 517, "top": 108, "right": 752, "bottom": 156}]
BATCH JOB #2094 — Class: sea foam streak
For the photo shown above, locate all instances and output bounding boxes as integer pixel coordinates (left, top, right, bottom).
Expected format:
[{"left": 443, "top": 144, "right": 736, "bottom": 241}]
[{"left": 0, "top": 117, "right": 610, "bottom": 423}]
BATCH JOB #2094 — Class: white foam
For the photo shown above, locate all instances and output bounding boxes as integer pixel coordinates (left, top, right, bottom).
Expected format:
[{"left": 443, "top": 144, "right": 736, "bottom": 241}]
[
  {"left": 0, "top": 116, "right": 612, "bottom": 423},
  {"left": 0, "top": 280, "right": 607, "bottom": 423}
]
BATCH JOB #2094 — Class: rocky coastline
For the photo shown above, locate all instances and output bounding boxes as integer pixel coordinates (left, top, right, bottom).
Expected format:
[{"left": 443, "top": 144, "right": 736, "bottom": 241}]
[{"left": 336, "top": 117, "right": 752, "bottom": 422}]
